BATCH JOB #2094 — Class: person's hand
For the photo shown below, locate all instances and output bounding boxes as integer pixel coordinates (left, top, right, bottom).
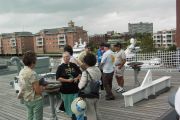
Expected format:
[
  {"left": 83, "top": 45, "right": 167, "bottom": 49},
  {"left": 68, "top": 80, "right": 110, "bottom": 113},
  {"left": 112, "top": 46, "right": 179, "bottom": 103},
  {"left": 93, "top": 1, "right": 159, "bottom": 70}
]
[
  {"left": 73, "top": 78, "right": 79, "bottom": 83},
  {"left": 118, "top": 65, "right": 122, "bottom": 69},
  {"left": 68, "top": 78, "right": 74, "bottom": 82}
]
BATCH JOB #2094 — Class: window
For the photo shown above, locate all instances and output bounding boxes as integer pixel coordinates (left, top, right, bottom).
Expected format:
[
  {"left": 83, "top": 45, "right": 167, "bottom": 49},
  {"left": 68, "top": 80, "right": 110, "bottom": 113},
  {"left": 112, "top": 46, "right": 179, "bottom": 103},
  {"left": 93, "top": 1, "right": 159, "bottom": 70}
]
[
  {"left": 10, "top": 38, "right": 16, "bottom": 47},
  {"left": 36, "top": 37, "right": 43, "bottom": 46}
]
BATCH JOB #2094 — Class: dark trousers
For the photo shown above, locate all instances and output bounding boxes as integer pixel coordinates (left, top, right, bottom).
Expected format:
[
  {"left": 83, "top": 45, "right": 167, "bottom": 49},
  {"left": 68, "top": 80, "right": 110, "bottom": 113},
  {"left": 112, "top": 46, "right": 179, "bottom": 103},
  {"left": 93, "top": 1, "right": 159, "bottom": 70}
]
[{"left": 102, "top": 72, "right": 114, "bottom": 98}]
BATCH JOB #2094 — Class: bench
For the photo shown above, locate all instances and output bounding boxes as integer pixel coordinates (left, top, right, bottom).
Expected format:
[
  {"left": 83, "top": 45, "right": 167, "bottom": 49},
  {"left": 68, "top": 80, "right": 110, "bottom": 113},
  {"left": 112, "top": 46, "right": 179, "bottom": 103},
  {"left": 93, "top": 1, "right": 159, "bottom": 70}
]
[{"left": 122, "top": 70, "right": 171, "bottom": 107}]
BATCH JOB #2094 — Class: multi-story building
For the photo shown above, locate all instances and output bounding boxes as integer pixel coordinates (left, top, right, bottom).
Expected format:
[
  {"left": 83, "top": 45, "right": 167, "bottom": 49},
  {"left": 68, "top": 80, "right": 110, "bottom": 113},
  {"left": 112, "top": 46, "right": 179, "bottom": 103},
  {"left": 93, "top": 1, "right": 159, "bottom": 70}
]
[
  {"left": 34, "top": 21, "right": 88, "bottom": 54},
  {"left": 128, "top": 22, "right": 153, "bottom": 35},
  {"left": 176, "top": 0, "right": 180, "bottom": 49},
  {"left": 0, "top": 32, "right": 34, "bottom": 55},
  {"left": 153, "top": 29, "right": 176, "bottom": 49},
  {"left": 89, "top": 34, "right": 108, "bottom": 46},
  {"left": 107, "top": 33, "right": 127, "bottom": 47}
]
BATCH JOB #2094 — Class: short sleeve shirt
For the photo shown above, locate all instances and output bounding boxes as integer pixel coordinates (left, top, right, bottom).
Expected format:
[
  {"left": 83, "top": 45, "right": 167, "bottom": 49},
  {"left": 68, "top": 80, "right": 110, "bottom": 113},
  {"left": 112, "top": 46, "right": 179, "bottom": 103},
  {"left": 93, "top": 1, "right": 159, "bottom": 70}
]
[
  {"left": 19, "top": 66, "right": 42, "bottom": 102},
  {"left": 114, "top": 49, "right": 126, "bottom": 66},
  {"left": 101, "top": 50, "right": 115, "bottom": 73},
  {"left": 56, "top": 62, "right": 82, "bottom": 94}
]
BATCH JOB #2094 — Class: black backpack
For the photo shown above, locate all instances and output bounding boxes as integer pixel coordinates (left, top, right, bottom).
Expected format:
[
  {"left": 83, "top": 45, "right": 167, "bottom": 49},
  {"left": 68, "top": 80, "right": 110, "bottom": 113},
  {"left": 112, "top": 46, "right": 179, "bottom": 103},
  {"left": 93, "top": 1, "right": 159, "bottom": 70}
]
[{"left": 79, "top": 70, "right": 100, "bottom": 98}]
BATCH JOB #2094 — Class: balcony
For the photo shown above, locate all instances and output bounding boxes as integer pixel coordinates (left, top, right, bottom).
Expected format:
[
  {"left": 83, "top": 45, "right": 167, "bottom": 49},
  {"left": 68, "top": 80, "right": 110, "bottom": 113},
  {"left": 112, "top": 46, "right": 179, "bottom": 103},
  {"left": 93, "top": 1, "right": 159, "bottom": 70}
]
[
  {"left": 58, "top": 41, "right": 66, "bottom": 46},
  {"left": 36, "top": 37, "right": 44, "bottom": 47},
  {"left": 10, "top": 38, "right": 16, "bottom": 47}
]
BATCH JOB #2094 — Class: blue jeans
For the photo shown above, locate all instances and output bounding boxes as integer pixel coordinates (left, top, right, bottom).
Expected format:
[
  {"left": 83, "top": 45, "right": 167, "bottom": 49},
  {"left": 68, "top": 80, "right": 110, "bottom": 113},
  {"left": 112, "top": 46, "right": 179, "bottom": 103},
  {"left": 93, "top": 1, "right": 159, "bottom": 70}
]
[{"left": 24, "top": 99, "right": 43, "bottom": 120}]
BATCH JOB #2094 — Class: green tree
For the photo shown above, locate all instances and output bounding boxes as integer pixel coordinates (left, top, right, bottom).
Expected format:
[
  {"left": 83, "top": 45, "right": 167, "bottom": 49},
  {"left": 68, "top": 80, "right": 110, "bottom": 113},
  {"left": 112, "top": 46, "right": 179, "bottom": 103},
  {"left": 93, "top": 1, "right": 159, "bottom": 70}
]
[
  {"left": 167, "top": 45, "right": 176, "bottom": 51},
  {"left": 135, "top": 33, "right": 155, "bottom": 53}
]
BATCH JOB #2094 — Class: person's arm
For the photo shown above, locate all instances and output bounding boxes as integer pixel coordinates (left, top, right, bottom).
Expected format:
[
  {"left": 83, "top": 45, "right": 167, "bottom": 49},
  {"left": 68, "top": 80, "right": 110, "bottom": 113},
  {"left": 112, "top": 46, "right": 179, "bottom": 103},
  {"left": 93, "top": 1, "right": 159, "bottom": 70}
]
[
  {"left": 32, "top": 81, "right": 43, "bottom": 95},
  {"left": 55, "top": 65, "right": 69, "bottom": 82},
  {"left": 117, "top": 51, "right": 126, "bottom": 69},
  {"left": 78, "top": 71, "right": 87, "bottom": 89},
  {"left": 74, "top": 74, "right": 81, "bottom": 83},
  {"left": 56, "top": 66, "right": 74, "bottom": 83},
  {"left": 99, "top": 53, "right": 107, "bottom": 70},
  {"left": 30, "top": 72, "right": 43, "bottom": 95},
  {"left": 117, "top": 59, "right": 126, "bottom": 69},
  {"left": 73, "top": 64, "right": 82, "bottom": 83},
  {"left": 57, "top": 77, "right": 74, "bottom": 83}
]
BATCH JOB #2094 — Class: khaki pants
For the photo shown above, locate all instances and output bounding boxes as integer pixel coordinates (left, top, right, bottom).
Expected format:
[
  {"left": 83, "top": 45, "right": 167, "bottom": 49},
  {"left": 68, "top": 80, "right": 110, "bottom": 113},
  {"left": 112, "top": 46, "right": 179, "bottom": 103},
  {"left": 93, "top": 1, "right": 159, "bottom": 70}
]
[{"left": 85, "top": 98, "right": 98, "bottom": 120}]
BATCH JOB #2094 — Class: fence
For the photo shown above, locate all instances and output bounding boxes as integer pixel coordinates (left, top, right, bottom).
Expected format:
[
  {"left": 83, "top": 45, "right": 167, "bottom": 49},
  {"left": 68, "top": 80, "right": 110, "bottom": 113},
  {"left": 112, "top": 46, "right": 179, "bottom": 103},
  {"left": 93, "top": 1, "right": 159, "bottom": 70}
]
[
  {"left": 125, "top": 50, "right": 180, "bottom": 72},
  {"left": 49, "top": 50, "right": 180, "bottom": 72}
]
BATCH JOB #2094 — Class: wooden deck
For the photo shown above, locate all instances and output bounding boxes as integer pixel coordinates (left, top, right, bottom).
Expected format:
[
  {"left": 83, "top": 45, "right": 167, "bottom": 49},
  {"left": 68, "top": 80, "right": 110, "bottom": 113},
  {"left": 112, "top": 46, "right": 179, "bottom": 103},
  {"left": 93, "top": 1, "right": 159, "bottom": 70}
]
[{"left": 0, "top": 70, "right": 179, "bottom": 120}]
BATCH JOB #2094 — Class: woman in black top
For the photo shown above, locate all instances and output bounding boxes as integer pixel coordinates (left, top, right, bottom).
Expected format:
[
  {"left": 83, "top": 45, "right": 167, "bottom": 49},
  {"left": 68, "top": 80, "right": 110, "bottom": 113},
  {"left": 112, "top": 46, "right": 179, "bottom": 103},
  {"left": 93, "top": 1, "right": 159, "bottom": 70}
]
[{"left": 56, "top": 52, "right": 81, "bottom": 119}]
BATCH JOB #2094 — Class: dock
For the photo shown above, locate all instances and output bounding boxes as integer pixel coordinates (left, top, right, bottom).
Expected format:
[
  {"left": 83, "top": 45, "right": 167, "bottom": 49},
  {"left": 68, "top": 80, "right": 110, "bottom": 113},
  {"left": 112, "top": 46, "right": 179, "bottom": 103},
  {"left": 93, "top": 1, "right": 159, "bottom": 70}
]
[{"left": 0, "top": 70, "right": 179, "bottom": 120}]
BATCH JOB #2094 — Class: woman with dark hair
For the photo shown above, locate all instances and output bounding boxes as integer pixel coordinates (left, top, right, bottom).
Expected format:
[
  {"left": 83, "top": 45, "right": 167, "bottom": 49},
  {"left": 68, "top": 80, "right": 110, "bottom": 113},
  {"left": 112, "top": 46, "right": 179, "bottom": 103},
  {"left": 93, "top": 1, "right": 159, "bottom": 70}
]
[
  {"left": 78, "top": 53, "right": 102, "bottom": 120},
  {"left": 18, "top": 51, "right": 43, "bottom": 120}
]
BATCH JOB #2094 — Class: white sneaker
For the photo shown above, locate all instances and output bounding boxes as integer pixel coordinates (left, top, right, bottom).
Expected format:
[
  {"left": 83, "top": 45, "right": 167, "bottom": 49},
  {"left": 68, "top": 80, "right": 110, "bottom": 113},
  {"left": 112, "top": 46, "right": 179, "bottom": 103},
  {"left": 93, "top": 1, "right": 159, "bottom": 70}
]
[
  {"left": 115, "top": 87, "right": 121, "bottom": 91},
  {"left": 56, "top": 109, "right": 60, "bottom": 113},
  {"left": 116, "top": 88, "right": 125, "bottom": 93}
]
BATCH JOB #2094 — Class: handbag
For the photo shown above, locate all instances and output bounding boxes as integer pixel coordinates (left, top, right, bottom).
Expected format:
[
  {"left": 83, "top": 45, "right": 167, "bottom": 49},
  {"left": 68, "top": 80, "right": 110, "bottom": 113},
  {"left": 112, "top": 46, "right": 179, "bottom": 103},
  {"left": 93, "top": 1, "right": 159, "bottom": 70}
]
[{"left": 78, "top": 70, "right": 100, "bottom": 98}]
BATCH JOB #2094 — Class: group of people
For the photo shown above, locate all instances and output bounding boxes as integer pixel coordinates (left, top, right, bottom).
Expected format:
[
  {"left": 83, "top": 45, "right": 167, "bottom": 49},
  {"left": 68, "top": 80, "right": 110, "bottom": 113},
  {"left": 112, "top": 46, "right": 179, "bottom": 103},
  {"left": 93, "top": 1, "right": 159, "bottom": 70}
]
[{"left": 17, "top": 41, "right": 126, "bottom": 120}]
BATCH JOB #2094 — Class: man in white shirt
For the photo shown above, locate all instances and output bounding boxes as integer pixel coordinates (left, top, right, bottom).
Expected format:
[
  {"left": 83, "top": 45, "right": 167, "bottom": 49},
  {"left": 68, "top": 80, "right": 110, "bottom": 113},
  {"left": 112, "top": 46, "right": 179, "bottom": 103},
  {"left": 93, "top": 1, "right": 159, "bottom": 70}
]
[
  {"left": 100, "top": 43, "right": 115, "bottom": 100},
  {"left": 113, "top": 42, "right": 126, "bottom": 93}
]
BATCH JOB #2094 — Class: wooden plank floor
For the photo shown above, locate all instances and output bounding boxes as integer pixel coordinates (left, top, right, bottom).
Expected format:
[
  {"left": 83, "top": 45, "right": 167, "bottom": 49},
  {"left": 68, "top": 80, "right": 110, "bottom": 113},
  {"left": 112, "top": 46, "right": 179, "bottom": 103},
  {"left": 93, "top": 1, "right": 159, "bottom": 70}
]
[{"left": 0, "top": 70, "right": 179, "bottom": 120}]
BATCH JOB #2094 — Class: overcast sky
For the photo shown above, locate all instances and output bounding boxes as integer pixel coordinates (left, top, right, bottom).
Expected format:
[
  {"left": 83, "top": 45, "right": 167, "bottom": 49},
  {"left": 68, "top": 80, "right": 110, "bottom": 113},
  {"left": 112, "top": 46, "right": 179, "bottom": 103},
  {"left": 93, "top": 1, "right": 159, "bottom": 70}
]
[{"left": 0, "top": 0, "right": 176, "bottom": 35}]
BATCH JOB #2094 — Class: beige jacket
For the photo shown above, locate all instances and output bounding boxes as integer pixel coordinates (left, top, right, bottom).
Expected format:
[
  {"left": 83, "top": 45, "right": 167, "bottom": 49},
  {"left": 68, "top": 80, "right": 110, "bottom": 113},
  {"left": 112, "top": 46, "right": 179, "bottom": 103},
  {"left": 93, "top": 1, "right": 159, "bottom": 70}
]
[{"left": 78, "top": 66, "right": 101, "bottom": 89}]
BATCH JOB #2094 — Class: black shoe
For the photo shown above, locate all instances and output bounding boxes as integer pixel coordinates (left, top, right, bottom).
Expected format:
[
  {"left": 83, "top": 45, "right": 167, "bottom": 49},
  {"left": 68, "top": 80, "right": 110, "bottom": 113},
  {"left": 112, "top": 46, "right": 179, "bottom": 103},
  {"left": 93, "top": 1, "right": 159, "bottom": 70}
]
[
  {"left": 71, "top": 114, "right": 76, "bottom": 120},
  {"left": 105, "top": 96, "right": 115, "bottom": 100},
  {"left": 100, "top": 84, "right": 104, "bottom": 90},
  {"left": 84, "top": 116, "right": 87, "bottom": 120},
  {"left": 59, "top": 101, "right": 65, "bottom": 112}
]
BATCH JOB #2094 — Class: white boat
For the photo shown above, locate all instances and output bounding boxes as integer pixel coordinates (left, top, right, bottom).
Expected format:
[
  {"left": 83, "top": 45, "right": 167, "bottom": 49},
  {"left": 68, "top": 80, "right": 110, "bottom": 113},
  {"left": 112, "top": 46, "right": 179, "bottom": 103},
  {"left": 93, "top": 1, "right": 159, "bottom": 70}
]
[{"left": 73, "top": 38, "right": 86, "bottom": 58}]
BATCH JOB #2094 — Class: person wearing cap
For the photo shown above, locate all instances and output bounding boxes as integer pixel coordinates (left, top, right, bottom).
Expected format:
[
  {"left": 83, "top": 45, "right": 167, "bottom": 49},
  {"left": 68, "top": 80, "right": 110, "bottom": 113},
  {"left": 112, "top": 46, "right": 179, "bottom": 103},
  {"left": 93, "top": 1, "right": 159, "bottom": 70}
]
[
  {"left": 100, "top": 43, "right": 115, "bottom": 100},
  {"left": 78, "top": 44, "right": 92, "bottom": 70},
  {"left": 113, "top": 42, "right": 126, "bottom": 93}
]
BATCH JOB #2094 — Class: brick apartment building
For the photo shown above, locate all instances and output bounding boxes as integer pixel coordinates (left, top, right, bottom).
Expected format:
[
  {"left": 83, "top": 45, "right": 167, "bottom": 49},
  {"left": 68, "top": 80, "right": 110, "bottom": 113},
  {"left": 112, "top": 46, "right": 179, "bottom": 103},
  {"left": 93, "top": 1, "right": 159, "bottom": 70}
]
[
  {"left": 89, "top": 34, "right": 108, "bottom": 46},
  {"left": 34, "top": 21, "right": 88, "bottom": 54},
  {"left": 153, "top": 29, "right": 176, "bottom": 49},
  {"left": 176, "top": 0, "right": 180, "bottom": 49},
  {"left": 0, "top": 32, "right": 34, "bottom": 55}
]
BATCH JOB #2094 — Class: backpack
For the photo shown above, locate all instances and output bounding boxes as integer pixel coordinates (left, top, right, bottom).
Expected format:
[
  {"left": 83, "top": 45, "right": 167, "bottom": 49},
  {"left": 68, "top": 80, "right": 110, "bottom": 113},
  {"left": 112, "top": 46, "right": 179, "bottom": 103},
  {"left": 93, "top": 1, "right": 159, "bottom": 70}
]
[{"left": 79, "top": 70, "right": 100, "bottom": 98}]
